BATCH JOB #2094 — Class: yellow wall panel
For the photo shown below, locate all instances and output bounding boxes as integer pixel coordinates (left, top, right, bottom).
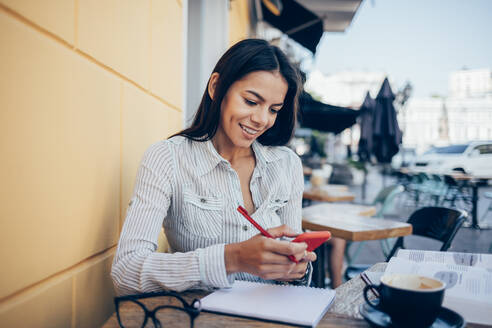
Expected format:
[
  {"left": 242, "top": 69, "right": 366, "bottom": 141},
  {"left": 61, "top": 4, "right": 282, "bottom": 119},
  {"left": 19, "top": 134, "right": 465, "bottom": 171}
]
[
  {"left": 74, "top": 252, "right": 115, "bottom": 328},
  {"left": 77, "top": 0, "right": 118, "bottom": 70},
  {"left": 0, "top": 276, "right": 72, "bottom": 328},
  {"left": 150, "top": 0, "right": 182, "bottom": 109},
  {"left": 1, "top": 0, "right": 186, "bottom": 326},
  {"left": 0, "top": 11, "right": 120, "bottom": 298},
  {"left": 120, "top": 83, "right": 182, "bottom": 226},
  {"left": 0, "top": 0, "right": 75, "bottom": 45},
  {"left": 78, "top": 0, "right": 150, "bottom": 88},
  {"left": 229, "top": 0, "right": 250, "bottom": 46}
]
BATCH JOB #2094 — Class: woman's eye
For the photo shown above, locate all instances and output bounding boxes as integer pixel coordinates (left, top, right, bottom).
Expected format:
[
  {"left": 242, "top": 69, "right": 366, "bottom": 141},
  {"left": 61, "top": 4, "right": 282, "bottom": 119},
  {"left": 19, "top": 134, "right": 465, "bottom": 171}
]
[
  {"left": 244, "top": 99, "right": 257, "bottom": 106},
  {"left": 270, "top": 108, "right": 280, "bottom": 114}
]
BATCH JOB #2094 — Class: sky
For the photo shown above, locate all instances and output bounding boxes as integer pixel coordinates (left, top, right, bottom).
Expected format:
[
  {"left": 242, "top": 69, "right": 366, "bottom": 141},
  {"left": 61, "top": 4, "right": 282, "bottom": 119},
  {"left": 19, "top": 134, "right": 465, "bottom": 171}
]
[{"left": 313, "top": 0, "right": 492, "bottom": 98}]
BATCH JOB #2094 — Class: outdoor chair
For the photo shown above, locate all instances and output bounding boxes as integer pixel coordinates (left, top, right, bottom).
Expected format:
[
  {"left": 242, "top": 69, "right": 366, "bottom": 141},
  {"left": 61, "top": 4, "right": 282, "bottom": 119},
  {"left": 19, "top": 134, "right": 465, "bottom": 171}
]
[
  {"left": 396, "top": 172, "right": 413, "bottom": 192},
  {"left": 479, "top": 191, "right": 492, "bottom": 225},
  {"left": 416, "top": 172, "right": 441, "bottom": 206},
  {"left": 344, "top": 206, "right": 467, "bottom": 281},
  {"left": 404, "top": 172, "right": 431, "bottom": 206},
  {"left": 441, "top": 175, "right": 473, "bottom": 213},
  {"left": 344, "top": 185, "right": 405, "bottom": 280},
  {"left": 384, "top": 206, "right": 467, "bottom": 261},
  {"left": 429, "top": 174, "right": 448, "bottom": 205}
]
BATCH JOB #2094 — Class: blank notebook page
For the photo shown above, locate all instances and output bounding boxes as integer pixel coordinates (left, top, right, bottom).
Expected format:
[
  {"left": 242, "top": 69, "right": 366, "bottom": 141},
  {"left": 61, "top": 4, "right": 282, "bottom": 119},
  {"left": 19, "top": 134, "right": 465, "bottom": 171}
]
[{"left": 200, "top": 280, "right": 336, "bottom": 327}]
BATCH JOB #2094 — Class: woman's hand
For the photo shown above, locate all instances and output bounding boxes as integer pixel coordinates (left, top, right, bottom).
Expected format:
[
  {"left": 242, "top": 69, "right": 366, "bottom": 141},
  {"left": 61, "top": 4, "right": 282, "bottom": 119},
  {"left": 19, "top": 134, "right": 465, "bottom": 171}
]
[
  {"left": 275, "top": 249, "right": 317, "bottom": 281},
  {"left": 225, "top": 225, "right": 317, "bottom": 281}
]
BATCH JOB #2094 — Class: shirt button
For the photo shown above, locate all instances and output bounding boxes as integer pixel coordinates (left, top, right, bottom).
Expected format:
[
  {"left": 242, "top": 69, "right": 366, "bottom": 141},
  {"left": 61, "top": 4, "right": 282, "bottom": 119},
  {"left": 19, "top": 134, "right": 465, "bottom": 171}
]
[
  {"left": 242, "top": 225, "right": 249, "bottom": 231},
  {"left": 200, "top": 198, "right": 206, "bottom": 203}
]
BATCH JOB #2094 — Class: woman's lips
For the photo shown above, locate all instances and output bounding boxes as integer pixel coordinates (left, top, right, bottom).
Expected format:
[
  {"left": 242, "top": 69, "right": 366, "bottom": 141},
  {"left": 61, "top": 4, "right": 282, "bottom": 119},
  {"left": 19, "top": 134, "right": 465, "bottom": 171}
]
[{"left": 239, "top": 123, "right": 260, "bottom": 138}]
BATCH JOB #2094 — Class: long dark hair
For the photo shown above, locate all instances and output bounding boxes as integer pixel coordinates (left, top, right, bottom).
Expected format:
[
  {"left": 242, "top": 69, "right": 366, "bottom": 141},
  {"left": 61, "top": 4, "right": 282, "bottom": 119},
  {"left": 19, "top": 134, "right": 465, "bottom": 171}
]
[{"left": 171, "top": 39, "right": 301, "bottom": 146}]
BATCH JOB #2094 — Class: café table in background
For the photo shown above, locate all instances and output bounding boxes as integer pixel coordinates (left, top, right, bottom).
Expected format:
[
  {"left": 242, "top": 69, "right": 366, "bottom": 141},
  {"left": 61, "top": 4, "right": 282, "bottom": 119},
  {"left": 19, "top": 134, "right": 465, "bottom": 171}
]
[
  {"left": 303, "top": 184, "right": 355, "bottom": 204},
  {"left": 302, "top": 204, "right": 412, "bottom": 288},
  {"left": 303, "top": 203, "right": 377, "bottom": 217},
  {"left": 449, "top": 173, "right": 492, "bottom": 229}
]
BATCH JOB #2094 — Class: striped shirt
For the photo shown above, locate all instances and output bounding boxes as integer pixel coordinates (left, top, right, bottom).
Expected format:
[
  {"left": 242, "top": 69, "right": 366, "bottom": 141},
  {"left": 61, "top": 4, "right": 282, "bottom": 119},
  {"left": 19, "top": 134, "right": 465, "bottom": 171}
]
[{"left": 111, "top": 136, "right": 304, "bottom": 295}]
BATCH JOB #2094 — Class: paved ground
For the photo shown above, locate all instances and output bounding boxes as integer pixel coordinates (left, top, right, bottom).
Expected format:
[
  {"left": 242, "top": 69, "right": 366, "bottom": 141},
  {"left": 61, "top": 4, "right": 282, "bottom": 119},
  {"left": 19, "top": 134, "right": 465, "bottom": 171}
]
[{"left": 336, "top": 166, "right": 492, "bottom": 281}]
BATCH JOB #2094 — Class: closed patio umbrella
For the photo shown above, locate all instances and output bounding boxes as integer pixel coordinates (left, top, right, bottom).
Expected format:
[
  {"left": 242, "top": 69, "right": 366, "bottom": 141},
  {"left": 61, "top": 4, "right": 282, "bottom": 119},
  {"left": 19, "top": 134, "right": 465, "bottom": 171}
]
[
  {"left": 356, "top": 92, "right": 376, "bottom": 200},
  {"left": 372, "top": 78, "right": 402, "bottom": 163},
  {"left": 357, "top": 92, "right": 376, "bottom": 162}
]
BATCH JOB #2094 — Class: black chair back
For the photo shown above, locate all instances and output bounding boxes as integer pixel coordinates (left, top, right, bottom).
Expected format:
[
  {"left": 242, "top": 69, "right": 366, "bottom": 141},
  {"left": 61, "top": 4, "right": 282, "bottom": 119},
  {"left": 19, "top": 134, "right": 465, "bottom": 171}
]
[
  {"left": 385, "top": 207, "right": 467, "bottom": 261},
  {"left": 443, "top": 174, "right": 458, "bottom": 187}
]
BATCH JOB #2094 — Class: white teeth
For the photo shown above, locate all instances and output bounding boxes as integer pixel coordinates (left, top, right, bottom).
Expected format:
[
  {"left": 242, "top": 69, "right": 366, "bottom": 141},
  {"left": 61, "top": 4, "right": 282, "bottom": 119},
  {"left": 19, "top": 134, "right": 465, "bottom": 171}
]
[{"left": 241, "top": 125, "right": 258, "bottom": 135}]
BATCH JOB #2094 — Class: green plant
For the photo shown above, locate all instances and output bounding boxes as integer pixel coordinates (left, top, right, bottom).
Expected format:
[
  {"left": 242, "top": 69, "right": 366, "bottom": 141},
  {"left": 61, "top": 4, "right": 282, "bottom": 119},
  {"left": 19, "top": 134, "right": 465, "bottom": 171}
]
[
  {"left": 310, "top": 131, "right": 327, "bottom": 157},
  {"left": 347, "top": 159, "right": 367, "bottom": 173}
]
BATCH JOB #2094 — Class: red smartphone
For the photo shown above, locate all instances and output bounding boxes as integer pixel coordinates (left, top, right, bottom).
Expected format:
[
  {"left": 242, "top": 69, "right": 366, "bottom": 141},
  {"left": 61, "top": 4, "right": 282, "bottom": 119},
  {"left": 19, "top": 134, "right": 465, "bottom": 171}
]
[{"left": 291, "top": 231, "right": 331, "bottom": 252}]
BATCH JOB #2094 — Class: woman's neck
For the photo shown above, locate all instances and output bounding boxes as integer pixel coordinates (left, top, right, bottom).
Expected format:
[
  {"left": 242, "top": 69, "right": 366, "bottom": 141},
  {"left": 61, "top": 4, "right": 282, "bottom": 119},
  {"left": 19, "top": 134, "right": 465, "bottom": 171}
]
[{"left": 212, "top": 133, "right": 253, "bottom": 165}]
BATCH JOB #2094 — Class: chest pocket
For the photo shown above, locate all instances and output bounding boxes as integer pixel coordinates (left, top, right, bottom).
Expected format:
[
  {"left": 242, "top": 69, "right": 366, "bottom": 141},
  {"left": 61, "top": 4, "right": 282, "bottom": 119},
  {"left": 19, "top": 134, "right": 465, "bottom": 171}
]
[
  {"left": 182, "top": 187, "right": 223, "bottom": 239},
  {"left": 266, "top": 192, "right": 290, "bottom": 226}
]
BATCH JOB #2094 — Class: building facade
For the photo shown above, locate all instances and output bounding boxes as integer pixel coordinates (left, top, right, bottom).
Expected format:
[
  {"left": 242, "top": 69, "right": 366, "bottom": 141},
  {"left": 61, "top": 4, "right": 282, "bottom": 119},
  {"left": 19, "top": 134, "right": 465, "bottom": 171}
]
[
  {"left": 449, "top": 68, "right": 492, "bottom": 99},
  {"left": 305, "top": 70, "right": 387, "bottom": 108},
  {"left": 401, "top": 68, "right": 492, "bottom": 153}
]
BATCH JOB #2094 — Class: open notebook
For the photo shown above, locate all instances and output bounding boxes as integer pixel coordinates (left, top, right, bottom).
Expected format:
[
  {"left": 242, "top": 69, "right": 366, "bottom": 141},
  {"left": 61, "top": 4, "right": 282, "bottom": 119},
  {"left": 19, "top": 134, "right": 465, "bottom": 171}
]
[{"left": 200, "top": 281, "right": 336, "bottom": 327}]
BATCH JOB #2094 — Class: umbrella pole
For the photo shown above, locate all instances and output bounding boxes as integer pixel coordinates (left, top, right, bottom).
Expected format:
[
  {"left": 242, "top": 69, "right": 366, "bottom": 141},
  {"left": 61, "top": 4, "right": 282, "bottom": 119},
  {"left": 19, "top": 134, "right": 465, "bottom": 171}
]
[
  {"left": 361, "top": 167, "right": 367, "bottom": 202},
  {"left": 382, "top": 163, "right": 389, "bottom": 187}
]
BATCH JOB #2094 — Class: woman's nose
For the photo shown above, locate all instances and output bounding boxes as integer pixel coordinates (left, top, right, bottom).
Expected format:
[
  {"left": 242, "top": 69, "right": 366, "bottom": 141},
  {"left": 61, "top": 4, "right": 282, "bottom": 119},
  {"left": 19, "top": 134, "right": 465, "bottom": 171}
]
[{"left": 251, "top": 107, "right": 269, "bottom": 126}]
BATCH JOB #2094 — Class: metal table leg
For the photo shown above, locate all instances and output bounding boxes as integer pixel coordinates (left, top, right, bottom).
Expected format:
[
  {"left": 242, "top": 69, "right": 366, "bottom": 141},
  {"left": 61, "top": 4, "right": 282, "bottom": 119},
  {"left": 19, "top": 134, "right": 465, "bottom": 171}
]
[
  {"left": 471, "top": 183, "right": 479, "bottom": 229},
  {"left": 311, "top": 243, "right": 326, "bottom": 288}
]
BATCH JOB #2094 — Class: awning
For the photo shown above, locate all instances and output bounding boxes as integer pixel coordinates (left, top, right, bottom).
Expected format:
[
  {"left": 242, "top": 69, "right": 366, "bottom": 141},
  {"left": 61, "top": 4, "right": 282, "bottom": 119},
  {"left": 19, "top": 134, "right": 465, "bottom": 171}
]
[
  {"left": 260, "top": 0, "right": 363, "bottom": 54},
  {"left": 298, "top": 91, "right": 360, "bottom": 134},
  {"left": 301, "top": 0, "right": 363, "bottom": 32},
  {"left": 261, "top": 0, "right": 323, "bottom": 54}
]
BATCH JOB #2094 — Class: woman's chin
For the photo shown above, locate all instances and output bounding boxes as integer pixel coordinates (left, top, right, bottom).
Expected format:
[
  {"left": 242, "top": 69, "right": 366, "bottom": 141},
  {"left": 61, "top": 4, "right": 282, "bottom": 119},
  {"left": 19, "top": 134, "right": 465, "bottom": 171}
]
[
  {"left": 235, "top": 140, "right": 254, "bottom": 148},
  {"left": 231, "top": 135, "right": 256, "bottom": 148}
]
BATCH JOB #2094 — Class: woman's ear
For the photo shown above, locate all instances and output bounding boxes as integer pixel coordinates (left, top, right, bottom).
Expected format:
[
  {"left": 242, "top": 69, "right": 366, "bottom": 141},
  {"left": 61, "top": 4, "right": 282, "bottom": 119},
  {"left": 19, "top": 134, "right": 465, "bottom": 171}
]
[{"left": 207, "top": 72, "right": 220, "bottom": 100}]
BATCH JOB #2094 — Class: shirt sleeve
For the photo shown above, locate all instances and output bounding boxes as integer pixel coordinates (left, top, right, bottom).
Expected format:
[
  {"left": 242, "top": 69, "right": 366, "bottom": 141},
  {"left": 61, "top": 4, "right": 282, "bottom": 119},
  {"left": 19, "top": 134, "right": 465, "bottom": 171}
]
[
  {"left": 278, "top": 150, "right": 304, "bottom": 233},
  {"left": 111, "top": 142, "right": 233, "bottom": 295}
]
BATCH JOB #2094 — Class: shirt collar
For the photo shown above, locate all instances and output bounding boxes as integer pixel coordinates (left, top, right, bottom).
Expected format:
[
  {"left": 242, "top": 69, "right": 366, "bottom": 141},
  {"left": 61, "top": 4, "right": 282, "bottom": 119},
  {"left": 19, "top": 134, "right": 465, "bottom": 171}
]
[
  {"left": 194, "top": 139, "right": 226, "bottom": 177},
  {"left": 251, "top": 141, "right": 281, "bottom": 168},
  {"left": 195, "top": 139, "right": 282, "bottom": 177}
]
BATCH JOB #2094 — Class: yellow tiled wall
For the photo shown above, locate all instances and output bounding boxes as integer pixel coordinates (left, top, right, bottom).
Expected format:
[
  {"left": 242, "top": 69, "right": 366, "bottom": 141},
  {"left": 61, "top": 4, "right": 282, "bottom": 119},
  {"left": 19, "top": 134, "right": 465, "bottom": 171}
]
[
  {"left": 229, "top": 0, "right": 251, "bottom": 46},
  {"left": 0, "top": 0, "right": 183, "bottom": 326}
]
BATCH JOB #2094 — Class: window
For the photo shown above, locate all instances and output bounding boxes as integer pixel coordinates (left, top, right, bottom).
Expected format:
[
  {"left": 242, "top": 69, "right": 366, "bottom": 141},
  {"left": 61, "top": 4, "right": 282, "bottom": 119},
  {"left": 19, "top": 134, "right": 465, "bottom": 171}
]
[
  {"left": 475, "top": 144, "right": 492, "bottom": 155},
  {"left": 433, "top": 145, "right": 468, "bottom": 154}
]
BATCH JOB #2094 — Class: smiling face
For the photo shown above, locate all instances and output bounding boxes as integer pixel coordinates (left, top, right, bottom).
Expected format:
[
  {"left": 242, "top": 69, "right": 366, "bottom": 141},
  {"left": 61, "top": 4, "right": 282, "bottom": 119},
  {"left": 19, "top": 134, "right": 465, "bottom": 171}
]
[{"left": 214, "top": 70, "right": 288, "bottom": 150}]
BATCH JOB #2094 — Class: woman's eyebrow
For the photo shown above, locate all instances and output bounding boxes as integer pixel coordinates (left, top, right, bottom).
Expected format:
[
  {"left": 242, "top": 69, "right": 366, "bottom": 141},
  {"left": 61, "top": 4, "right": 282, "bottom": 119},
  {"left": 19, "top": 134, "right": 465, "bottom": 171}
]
[{"left": 245, "top": 90, "right": 283, "bottom": 106}]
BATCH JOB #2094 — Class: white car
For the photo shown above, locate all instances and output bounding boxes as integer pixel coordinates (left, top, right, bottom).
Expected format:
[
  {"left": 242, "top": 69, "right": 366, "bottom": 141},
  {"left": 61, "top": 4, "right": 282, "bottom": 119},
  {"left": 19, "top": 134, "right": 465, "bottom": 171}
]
[{"left": 411, "top": 141, "right": 492, "bottom": 176}]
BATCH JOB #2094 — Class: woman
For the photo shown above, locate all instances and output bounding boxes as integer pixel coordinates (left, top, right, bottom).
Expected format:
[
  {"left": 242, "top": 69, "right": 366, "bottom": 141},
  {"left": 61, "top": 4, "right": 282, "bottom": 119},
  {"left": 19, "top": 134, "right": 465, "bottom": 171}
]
[{"left": 111, "top": 39, "right": 316, "bottom": 295}]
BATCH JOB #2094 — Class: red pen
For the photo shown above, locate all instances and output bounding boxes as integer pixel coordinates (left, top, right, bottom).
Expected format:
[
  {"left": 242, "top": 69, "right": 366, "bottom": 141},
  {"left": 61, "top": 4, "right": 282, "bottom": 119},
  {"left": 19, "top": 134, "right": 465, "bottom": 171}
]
[{"left": 237, "top": 206, "right": 298, "bottom": 263}]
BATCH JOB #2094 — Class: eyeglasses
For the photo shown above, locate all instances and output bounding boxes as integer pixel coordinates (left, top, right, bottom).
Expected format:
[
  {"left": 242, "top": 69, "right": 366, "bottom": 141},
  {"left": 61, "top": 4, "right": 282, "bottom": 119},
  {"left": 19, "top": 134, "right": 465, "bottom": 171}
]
[{"left": 114, "top": 291, "right": 202, "bottom": 328}]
